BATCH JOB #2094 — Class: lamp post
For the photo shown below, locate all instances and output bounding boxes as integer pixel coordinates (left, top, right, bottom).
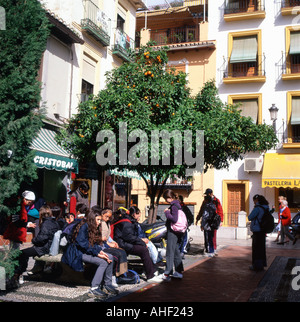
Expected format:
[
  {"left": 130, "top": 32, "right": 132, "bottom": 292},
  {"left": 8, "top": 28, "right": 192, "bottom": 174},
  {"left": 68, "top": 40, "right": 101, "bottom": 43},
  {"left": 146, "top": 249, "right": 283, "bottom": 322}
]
[{"left": 269, "top": 104, "right": 278, "bottom": 132}]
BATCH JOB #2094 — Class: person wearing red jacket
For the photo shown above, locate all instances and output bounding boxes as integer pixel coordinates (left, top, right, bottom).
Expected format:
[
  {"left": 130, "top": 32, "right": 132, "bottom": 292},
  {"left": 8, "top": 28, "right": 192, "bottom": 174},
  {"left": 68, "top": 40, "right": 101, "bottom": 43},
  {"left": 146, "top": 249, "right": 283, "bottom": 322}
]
[
  {"left": 196, "top": 188, "right": 223, "bottom": 255},
  {"left": 3, "top": 191, "right": 36, "bottom": 249},
  {"left": 277, "top": 200, "right": 295, "bottom": 245}
]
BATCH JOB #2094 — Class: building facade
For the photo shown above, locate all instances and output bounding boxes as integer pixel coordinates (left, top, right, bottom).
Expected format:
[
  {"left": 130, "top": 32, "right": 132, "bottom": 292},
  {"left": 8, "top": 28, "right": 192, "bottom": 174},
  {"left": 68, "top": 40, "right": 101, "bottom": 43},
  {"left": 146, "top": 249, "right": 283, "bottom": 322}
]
[
  {"left": 30, "top": 0, "right": 146, "bottom": 209},
  {"left": 208, "top": 0, "right": 300, "bottom": 226}
]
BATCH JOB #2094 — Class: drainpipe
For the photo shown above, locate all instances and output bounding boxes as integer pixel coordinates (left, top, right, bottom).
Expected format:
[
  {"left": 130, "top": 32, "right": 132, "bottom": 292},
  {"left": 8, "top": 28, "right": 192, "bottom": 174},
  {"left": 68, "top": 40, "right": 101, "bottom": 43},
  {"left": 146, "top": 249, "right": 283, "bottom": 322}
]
[{"left": 69, "top": 44, "right": 74, "bottom": 120}]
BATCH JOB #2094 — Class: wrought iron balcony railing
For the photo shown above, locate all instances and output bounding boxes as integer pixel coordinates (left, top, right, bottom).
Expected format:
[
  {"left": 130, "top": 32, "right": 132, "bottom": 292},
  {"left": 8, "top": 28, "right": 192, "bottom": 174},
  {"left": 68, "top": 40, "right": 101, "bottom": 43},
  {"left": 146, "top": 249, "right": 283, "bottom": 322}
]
[
  {"left": 150, "top": 26, "right": 200, "bottom": 46},
  {"left": 281, "top": 52, "right": 300, "bottom": 75},
  {"left": 224, "top": 0, "right": 265, "bottom": 15},
  {"left": 223, "top": 55, "right": 266, "bottom": 78},
  {"left": 81, "top": 0, "right": 111, "bottom": 46},
  {"left": 112, "top": 28, "right": 135, "bottom": 62},
  {"left": 281, "top": 0, "right": 300, "bottom": 8}
]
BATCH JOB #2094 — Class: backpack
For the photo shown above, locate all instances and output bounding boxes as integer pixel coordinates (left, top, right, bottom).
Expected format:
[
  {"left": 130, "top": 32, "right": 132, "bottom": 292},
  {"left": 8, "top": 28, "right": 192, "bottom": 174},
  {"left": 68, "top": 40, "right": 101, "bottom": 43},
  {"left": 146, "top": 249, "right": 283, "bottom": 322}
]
[
  {"left": 257, "top": 205, "right": 275, "bottom": 233},
  {"left": 60, "top": 219, "right": 81, "bottom": 247},
  {"left": 109, "top": 218, "right": 131, "bottom": 239},
  {"left": 170, "top": 207, "right": 188, "bottom": 233},
  {"left": 209, "top": 213, "right": 221, "bottom": 230},
  {"left": 181, "top": 204, "right": 194, "bottom": 227},
  {"left": 116, "top": 269, "right": 140, "bottom": 285}
]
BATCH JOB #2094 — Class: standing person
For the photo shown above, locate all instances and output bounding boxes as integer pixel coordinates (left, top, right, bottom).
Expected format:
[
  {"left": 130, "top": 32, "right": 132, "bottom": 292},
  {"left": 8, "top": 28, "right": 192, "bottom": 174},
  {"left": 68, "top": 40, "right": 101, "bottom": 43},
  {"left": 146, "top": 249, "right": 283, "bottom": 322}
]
[
  {"left": 277, "top": 200, "right": 295, "bottom": 245},
  {"left": 62, "top": 210, "right": 117, "bottom": 299},
  {"left": 248, "top": 194, "right": 269, "bottom": 271},
  {"left": 200, "top": 195, "right": 217, "bottom": 257},
  {"left": 69, "top": 182, "right": 90, "bottom": 218},
  {"left": 112, "top": 207, "right": 162, "bottom": 283},
  {"left": 3, "top": 191, "right": 36, "bottom": 250},
  {"left": 196, "top": 188, "right": 223, "bottom": 255},
  {"left": 162, "top": 189, "right": 185, "bottom": 282},
  {"left": 274, "top": 195, "right": 286, "bottom": 243},
  {"left": 11, "top": 205, "right": 60, "bottom": 285}
]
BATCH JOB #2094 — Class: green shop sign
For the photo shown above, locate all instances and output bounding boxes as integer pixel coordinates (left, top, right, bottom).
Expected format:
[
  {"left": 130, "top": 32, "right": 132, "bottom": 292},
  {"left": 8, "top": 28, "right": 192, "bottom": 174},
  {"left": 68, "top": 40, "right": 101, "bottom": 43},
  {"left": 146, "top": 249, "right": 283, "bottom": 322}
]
[{"left": 34, "top": 151, "right": 78, "bottom": 173}]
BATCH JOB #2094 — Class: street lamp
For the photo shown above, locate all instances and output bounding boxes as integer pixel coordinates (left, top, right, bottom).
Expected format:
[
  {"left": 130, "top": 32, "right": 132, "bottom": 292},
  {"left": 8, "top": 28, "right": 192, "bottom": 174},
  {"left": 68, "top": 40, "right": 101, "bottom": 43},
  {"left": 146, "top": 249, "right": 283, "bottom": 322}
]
[{"left": 269, "top": 104, "right": 279, "bottom": 132}]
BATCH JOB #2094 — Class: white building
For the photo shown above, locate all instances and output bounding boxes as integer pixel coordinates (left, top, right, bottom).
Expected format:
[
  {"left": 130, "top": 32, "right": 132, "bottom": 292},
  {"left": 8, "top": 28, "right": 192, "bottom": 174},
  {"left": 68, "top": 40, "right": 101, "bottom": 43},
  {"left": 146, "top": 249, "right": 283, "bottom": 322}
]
[{"left": 208, "top": 0, "right": 300, "bottom": 225}]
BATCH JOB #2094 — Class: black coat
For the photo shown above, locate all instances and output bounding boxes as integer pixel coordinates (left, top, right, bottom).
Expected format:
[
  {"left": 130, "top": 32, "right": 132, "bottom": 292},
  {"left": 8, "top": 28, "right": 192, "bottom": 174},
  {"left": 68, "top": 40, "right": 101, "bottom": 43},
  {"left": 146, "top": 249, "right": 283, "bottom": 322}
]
[
  {"left": 113, "top": 215, "right": 146, "bottom": 252},
  {"left": 32, "top": 217, "right": 60, "bottom": 256}
]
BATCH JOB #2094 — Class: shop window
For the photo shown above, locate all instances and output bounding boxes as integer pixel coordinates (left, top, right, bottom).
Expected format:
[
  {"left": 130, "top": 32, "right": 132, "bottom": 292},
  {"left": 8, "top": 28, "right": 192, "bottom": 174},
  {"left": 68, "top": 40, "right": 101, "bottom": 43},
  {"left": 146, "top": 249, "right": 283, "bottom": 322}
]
[{"left": 279, "top": 188, "right": 300, "bottom": 210}]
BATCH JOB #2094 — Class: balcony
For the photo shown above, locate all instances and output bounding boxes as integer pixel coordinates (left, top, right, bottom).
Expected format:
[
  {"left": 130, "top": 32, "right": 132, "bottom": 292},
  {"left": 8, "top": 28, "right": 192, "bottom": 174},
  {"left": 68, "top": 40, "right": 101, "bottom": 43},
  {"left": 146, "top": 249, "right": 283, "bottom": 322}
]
[
  {"left": 150, "top": 26, "right": 199, "bottom": 46},
  {"left": 281, "top": 0, "right": 300, "bottom": 15},
  {"left": 222, "top": 55, "right": 266, "bottom": 84},
  {"left": 281, "top": 52, "right": 300, "bottom": 81},
  {"left": 224, "top": 0, "right": 266, "bottom": 21},
  {"left": 81, "top": 0, "right": 111, "bottom": 46},
  {"left": 112, "top": 28, "right": 135, "bottom": 62}
]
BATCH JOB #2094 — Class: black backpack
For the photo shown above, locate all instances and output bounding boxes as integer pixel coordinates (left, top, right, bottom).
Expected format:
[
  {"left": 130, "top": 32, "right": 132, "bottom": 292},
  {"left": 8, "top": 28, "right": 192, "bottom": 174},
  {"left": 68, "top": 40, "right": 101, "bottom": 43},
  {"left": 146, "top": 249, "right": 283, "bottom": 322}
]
[{"left": 257, "top": 205, "right": 275, "bottom": 233}]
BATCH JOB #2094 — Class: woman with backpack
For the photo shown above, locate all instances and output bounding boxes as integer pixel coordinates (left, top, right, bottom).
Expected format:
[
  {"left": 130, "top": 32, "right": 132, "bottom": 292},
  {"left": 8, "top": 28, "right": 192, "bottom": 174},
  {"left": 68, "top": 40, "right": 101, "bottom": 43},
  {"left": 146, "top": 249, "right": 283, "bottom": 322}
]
[
  {"left": 248, "top": 194, "right": 269, "bottom": 271},
  {"left": 62, "top": 210, "right": 117, "bottom": 300},
  {"left": 161, "top": 189, "right": 185, "bottom": 282}
]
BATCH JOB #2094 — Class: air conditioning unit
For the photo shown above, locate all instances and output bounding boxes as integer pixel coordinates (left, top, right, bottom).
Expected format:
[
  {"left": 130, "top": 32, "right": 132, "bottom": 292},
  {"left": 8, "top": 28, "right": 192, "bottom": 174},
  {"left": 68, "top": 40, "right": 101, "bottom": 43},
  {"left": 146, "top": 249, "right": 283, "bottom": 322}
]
[{"left": 244, "top": 158, "right": 263, "bottom": 172}]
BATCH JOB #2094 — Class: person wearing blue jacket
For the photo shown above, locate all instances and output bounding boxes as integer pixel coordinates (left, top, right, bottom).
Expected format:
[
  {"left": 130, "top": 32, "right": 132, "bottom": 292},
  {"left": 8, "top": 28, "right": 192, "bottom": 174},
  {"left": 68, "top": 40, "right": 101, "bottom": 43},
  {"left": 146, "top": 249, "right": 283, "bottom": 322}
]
[
  {"left": 248, "top": 194, "right": 269, "bottom": 271},
  {"left": 62, "top": 210, "right": 117, "bottom": 300}
]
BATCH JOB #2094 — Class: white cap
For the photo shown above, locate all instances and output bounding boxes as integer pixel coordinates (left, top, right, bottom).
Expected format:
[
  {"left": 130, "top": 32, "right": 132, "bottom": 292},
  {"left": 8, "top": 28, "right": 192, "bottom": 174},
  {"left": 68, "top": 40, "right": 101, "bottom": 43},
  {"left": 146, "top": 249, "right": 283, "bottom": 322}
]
[{"left": 22, "top": 191, "right": 36, "bottom": 201}]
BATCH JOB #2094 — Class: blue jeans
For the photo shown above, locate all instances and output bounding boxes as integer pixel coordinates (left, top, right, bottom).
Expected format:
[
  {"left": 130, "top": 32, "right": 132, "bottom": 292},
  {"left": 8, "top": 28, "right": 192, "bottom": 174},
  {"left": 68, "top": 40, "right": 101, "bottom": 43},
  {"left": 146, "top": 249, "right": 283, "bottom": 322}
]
[
  {"left": 205, "top": 230, "right": 215, "bottom": 253},
  {"left": 82, "top": 253, "right": 113, "bottom": 288}
]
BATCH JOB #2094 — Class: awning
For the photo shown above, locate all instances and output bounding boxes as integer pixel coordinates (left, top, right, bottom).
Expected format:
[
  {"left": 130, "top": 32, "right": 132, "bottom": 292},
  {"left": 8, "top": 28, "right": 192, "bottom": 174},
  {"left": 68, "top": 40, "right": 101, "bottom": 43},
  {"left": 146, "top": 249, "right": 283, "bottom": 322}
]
[
  {"left": 291, "top": 96, "right": 300, "bottom": 125},
  {"left": 290, "top": 31, "right": 300, "bottom": 55},
  {"left": 262, "top": 153, "right": 300, "bottom": 188},
  {"left": 30, "top": 128, "right": 78, "bottom": 173},
  {"left": 230, "top": 36, "right": 257, "bottom": 63}
]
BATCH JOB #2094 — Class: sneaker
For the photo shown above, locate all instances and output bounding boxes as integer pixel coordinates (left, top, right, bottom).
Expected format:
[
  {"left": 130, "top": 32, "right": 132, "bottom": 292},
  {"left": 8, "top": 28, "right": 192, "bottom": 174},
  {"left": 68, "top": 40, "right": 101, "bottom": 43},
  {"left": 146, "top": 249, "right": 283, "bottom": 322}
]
[
  {"left": 162, "top": 274, "right": 171, "bottom": 282},
  {"left": 147, "top": 274, "right": 164, "bottom": 283},
  {"left": 111, "top": 276, "right": 119, "bottom": 288},
  {"left": 205, "top": 252, "right": 215, "bottom": 257},
  {"left": 172, "top": 271, "right": 183, "bottom": 279},
  {"left": 18, "top": 275, "right": 24, "bottom": 285},
  {"left": 88, "top": 287, "right": 108, "bottom": 299},
  {"left": 102, "top": 284, "right": 119, "bottom": 296}
]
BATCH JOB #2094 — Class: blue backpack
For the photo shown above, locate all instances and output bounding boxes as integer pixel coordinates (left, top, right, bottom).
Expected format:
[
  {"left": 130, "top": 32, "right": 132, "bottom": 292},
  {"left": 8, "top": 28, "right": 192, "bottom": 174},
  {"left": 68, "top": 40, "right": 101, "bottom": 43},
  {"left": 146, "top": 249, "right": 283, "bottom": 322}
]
[{"left": 117, "top": 269, "right": 140, "bottom": 284}]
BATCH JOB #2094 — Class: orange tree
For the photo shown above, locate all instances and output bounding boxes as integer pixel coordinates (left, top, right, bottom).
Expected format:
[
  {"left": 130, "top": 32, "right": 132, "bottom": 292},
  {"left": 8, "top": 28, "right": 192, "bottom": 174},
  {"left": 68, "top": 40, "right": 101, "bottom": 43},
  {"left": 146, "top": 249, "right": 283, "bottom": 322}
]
[{"left": 57, "top": 45, "right": 277, "bottom": 223}]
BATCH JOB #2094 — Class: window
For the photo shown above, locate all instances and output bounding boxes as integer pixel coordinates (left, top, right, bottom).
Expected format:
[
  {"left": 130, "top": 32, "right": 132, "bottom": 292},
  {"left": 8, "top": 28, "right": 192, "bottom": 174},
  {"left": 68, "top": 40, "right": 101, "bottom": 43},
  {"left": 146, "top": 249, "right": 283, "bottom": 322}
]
[
  {"left": 230, "top": 35, "right": 257, "bottom": 76},
  {"left": 117, "top": 14, "right": 125, "bottom": 32},
  {"left": 286, "top": 92, "right": 300, "bottom": 145},
  {"left": 289, "top": 31, "right": 300, "bottom": 73},
  {"left": 291, "top": 96, "right": 300, "bottom": 142},
  {"left": 81, "top": 80, "right": 94, "bottom": 102},
  {"left": 278, "top": 188, "right": 300, "bottom": 211},
  {"left": 224, "top": 30, "right": 265, "bottom": 83},
  {"left": 228, "top": 94, "right": 262, "bottom": 124}
]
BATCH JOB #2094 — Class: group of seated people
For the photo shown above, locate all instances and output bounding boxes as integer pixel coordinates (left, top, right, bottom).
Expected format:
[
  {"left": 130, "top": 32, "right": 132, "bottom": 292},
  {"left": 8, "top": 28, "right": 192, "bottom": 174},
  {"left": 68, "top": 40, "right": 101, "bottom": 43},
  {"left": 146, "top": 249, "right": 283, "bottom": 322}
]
[{"left": 11, "top": 203, "right": 164, "bottom": 300}]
